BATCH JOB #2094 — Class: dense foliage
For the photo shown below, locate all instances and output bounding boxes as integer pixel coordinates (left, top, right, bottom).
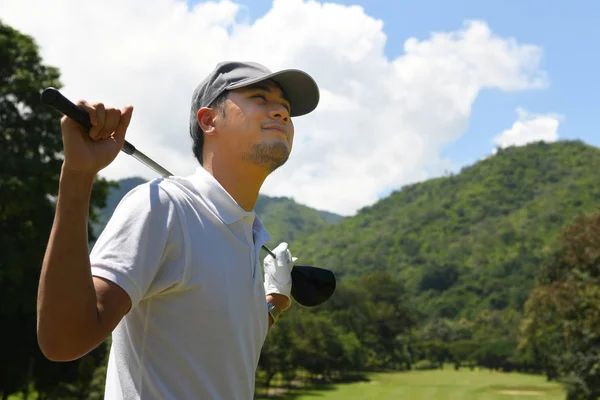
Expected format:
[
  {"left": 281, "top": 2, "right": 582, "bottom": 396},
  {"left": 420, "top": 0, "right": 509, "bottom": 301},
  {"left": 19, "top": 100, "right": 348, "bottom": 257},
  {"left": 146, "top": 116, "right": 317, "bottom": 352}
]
[
  {"left": 257, "top": 271, "right": 417, "bottom": 391},
  {"left": 520, "top": 210, "right": 600, "bottom": 399}
]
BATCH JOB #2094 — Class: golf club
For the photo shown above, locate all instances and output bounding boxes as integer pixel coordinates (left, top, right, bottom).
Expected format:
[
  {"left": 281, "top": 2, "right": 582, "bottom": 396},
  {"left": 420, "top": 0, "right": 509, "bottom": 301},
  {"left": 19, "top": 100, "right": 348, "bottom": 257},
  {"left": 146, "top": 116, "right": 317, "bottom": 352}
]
[{"left": 41, "top": 87, "right": 336, "bottom": 307}]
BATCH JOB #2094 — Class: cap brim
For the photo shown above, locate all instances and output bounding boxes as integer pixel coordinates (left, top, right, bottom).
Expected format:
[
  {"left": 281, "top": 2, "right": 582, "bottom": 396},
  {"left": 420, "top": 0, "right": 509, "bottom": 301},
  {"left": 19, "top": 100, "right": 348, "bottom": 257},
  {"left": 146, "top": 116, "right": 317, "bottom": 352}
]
[{"left": 226, "top": 69, "right": 320, "bottom": 117}]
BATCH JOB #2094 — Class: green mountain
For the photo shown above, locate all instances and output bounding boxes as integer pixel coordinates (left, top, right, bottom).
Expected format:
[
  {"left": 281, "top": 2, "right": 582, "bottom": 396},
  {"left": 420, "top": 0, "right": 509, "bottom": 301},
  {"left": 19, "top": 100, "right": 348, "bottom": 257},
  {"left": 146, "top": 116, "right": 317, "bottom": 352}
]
[
  {"left": 255, "top": 194, "right": 344, "bottom": 246},
  {"left": 293, "top": 140, "right": 600, "bottom": 320},
  {"left": 93, "top": 176, "right": 343, "bottom": 247}
]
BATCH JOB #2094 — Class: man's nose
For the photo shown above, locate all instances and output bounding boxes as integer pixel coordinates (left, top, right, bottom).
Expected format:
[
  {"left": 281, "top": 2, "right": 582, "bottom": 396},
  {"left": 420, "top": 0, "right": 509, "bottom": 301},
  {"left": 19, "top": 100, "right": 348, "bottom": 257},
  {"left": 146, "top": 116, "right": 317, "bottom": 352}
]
[{"left": 269, "top": 103, "right": 290, "bottom": 123}]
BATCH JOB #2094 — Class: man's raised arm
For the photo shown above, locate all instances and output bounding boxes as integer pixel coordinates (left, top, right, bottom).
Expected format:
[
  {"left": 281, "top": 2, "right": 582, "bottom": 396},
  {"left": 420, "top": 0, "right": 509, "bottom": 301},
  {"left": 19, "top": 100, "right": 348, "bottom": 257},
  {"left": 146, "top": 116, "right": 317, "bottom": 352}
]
[{"left": 37, "top": 100, "right": 133, "bottom": 361}]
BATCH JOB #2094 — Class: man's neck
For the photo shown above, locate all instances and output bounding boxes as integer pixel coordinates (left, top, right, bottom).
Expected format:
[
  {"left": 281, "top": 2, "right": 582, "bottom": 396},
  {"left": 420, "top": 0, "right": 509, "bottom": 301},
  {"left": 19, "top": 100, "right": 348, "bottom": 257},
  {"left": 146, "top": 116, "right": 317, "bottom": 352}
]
[{"left": 203, "top": 155, "right": 268, "bottom": 212}]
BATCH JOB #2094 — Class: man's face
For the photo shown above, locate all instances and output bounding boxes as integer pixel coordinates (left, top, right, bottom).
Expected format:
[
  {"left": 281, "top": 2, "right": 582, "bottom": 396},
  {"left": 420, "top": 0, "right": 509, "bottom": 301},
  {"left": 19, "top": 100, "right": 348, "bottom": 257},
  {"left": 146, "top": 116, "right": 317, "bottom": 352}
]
[{"left": 214, "top": 80, "right": 295, "bottom": 172}]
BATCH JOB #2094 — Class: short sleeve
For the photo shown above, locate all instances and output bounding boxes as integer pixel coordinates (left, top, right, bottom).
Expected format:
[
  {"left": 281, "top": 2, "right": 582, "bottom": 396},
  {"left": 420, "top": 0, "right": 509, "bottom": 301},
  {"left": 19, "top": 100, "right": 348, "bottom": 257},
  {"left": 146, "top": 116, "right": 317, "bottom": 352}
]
[{"left": 90, "top": 179, "right": 184, "bottom": 310}]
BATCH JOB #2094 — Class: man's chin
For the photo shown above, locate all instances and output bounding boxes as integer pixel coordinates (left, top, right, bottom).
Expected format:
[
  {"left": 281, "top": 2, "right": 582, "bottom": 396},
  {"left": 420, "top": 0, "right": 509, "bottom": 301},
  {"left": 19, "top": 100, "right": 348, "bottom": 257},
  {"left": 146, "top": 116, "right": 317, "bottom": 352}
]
[{"left": 243, "top": 142, "right": 290, "bottom": 173}]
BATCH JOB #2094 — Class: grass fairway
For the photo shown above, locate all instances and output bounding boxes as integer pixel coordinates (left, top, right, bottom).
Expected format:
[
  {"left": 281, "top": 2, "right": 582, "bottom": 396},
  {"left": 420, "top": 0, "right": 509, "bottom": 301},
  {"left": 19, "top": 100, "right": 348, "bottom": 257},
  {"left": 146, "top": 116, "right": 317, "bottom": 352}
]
[{"left": 270, "top": 368, "right": 565, "bottom": 400}]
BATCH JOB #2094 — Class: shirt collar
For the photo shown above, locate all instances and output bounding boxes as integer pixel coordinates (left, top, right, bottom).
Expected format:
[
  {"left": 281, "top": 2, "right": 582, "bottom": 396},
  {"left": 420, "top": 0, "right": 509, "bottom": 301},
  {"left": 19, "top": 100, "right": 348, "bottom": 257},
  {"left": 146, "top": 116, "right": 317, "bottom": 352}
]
[
  {"left": 185, "top": 166, "right": 271, "bottom": 243},
  {"left": 184, "top": 166, "right": 254, "bottom": 225}
]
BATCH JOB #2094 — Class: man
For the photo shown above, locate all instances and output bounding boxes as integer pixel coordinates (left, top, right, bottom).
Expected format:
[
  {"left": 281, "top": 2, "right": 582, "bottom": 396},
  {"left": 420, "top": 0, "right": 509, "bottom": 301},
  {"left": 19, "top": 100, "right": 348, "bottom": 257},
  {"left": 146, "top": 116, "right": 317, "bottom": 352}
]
[{"left": 37, "top": 61, "right": 320, "bottom": 399}]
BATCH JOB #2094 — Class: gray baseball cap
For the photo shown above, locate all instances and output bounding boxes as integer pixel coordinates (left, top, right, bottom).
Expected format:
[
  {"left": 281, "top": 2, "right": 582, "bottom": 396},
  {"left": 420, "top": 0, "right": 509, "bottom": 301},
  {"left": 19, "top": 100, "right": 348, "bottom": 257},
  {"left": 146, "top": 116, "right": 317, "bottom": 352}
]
[{"left": 190, "top": 61, "right": 320, "bottom": 121}]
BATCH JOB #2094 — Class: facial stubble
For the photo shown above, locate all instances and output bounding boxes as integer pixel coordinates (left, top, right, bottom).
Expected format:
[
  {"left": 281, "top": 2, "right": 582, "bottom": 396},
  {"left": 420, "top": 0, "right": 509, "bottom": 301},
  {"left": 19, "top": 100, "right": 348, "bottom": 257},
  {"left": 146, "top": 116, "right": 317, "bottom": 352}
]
[{"left": 242, "top": 140, "right": 290, "bottom": 173}]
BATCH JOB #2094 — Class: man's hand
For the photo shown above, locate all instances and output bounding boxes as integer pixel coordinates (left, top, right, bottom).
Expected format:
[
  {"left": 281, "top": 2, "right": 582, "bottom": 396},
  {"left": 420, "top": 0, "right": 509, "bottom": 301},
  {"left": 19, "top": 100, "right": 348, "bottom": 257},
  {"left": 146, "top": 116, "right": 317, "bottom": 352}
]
[
  {"left": 264, "top": 242, "right": 296, "bottom": 310},
  {"left": 61, "top": 100, "right": 134, "bottom": 177}
]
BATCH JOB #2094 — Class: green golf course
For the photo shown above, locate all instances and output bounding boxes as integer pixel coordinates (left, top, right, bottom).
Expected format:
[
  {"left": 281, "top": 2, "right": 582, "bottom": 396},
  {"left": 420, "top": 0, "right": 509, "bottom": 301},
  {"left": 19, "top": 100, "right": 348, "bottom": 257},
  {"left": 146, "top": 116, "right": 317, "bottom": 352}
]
[{"left": 261, "top": 369, "right": 566, "bottom": 400}]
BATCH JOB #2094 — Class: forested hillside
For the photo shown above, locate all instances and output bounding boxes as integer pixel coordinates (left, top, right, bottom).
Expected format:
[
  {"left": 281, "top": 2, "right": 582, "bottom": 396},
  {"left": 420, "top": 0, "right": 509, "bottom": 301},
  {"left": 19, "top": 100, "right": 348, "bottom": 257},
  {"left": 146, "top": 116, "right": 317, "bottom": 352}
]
[
  {"left": 293, "top": 140, "right": 600, "bottom": 320},
  {"left": 255, "top": 194, "right": 343, "bottom": 245}
]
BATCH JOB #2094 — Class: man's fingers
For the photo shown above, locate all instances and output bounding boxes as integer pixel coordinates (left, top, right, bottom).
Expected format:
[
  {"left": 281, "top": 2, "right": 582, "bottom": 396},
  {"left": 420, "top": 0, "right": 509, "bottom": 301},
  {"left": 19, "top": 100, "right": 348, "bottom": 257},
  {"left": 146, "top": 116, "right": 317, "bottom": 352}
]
[
  {"left": 91, "top": 102, "right": 106, "bottom": 140},
  {"left": 63, "top": 100, "right": 97, "bottom": 138},
  {"left": 74, "top": 100, "right": 97, "bottom": 127},
  {"left": 112, "top": 105, "right": 134, "bottom": 147},
  {"left": 99, "top": 108, "right": 122, "bottom": 140},
  {"left": 273, "top": 242, "right": 289, "bottom": 253}
]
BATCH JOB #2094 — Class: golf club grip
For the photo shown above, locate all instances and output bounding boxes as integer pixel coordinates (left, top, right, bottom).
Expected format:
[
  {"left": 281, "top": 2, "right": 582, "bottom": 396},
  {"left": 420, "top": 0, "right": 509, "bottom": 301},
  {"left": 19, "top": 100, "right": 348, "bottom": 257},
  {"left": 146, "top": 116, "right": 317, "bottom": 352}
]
[{"left": 40, "top": 87, "right": 136, "bottom": 155}]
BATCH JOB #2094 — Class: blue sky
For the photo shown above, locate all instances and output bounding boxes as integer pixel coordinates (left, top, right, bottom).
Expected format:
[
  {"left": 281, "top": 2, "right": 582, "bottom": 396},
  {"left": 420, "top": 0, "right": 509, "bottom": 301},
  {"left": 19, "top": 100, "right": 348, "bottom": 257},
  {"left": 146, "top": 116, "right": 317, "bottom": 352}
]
[{"left": 196, "top": 0, "right": 600, "bottom": 169}]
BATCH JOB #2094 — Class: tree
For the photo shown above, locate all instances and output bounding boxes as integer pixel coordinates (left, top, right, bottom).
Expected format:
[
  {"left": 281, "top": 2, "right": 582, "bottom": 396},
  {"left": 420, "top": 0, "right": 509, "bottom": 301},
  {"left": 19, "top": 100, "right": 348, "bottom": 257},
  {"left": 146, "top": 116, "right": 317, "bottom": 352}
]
[
  {"left": 521, "top": 209, "right": 600, "bottom": 399},
  {"left": 418, "top": 262, "right": 459, "bottom": 292},
  {"left": 354, "top": 271, "right": 417, "bottom": 370},
  {"left": 257, "top": 317, "right": 297, "bottom": 394},
  {"left": 0, "top": 20, "right": 114, "bottom": 399}
]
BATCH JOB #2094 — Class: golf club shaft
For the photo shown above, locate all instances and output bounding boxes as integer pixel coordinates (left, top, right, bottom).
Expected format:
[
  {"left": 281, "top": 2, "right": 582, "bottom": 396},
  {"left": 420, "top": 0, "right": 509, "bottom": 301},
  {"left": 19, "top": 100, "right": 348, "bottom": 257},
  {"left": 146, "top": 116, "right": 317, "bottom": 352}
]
[
  {"left": 41, "top": 87, "right": 276, "bottom": 257},
  {"left": 40, "top": 88, "right": 173, "bottom": 177},
  {"left": 129, "top": 150, "right": 173, "bottom": 177}
]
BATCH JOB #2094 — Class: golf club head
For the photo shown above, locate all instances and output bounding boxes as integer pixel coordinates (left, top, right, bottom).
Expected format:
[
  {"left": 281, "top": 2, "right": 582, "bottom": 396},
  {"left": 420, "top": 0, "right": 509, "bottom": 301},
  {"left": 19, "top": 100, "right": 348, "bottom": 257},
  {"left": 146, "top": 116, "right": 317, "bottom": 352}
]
[{"left": 291, "top": 265, "right": 336, "bottom": 307}]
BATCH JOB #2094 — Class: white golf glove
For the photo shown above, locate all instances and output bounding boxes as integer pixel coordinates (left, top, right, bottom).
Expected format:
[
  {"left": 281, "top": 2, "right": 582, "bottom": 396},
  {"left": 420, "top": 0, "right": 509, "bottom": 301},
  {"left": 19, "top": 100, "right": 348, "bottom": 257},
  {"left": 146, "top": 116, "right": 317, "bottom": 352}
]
[{"left": 263, "top": 242, "right": 296, "bottom": 305}]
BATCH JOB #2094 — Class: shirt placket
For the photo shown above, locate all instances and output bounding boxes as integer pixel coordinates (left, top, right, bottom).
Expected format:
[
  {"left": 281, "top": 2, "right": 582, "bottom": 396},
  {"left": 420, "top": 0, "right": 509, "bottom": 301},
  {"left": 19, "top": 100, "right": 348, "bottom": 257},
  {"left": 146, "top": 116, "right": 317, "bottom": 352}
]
[{"left": 241, "top": 216, "right": 257, "bottom": 281}]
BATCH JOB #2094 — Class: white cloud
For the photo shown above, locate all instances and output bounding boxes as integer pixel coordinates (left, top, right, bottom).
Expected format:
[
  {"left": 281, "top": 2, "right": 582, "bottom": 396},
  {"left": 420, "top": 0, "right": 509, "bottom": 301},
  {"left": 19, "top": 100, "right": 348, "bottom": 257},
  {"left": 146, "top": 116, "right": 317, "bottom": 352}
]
[
  {"left": 0, "top": 0, "right": 548, "bottom": 215},
  {"left": 493, "top": 108, "right": 562, "bottom": 149}
]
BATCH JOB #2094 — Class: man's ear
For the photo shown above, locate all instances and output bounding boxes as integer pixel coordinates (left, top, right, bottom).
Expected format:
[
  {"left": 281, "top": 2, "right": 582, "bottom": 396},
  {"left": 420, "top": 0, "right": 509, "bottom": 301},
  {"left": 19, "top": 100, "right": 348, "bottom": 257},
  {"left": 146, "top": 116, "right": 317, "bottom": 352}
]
[{"left": 198, "top": 107, "right": 217, "bottom": 136}]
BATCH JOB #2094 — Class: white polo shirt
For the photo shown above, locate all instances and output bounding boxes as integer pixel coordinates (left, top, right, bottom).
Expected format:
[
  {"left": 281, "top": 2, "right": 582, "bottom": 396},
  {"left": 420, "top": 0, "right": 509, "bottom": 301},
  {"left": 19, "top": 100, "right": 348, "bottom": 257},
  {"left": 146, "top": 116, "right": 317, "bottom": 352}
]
[{"left": 90, "top": 166, "right": 271, "bottom": 400}]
